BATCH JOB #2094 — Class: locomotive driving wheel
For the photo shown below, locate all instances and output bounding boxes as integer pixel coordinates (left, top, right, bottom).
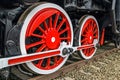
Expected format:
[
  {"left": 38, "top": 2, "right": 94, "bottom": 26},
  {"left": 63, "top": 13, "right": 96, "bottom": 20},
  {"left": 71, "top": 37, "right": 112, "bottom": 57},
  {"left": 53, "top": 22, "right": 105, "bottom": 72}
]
[
  {"left": 75, "top": 15, "right": 99, "bottom": 59},
  {"left": 18, "top": 3, "right": 73, "bottom": 74}
]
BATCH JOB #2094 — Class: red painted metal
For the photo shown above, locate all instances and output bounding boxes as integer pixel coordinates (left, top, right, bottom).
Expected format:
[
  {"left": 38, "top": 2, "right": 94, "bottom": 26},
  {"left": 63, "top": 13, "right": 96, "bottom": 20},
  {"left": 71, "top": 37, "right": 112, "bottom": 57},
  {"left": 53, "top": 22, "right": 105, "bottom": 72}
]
[
  {"left": 8, "top": 44, "right": 95, "bottom": 66},
  {"left": 7, "top": 44, "right": 95, "bottom": 68},
  {"left": 77, "top": 44, "right": 94, "bottom": 50},
  {"left": 25, "top": 8, "right": 72, "bottom": 70},
  {"left": 45, "top": 28, "right": 60, "bottom": 49},
  {"left": 81, "top": 18, "right": 99, "bottom": 57},
  {"left": 99, "top": 28, "right": 105, "bottom": 46},
  {"left": 8, "top": 50, "right": 60, "bottom": 65}
]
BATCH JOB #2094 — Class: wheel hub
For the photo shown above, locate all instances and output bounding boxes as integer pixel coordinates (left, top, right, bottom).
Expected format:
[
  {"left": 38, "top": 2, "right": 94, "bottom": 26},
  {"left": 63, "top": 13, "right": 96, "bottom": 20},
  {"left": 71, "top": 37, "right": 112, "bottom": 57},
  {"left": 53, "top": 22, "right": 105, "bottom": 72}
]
[
  {"left": 46, "top": 28, "right": 60, "bottom": 49},
  {"left": 88, "top": 32, "right": 93, "bottom": 44}
]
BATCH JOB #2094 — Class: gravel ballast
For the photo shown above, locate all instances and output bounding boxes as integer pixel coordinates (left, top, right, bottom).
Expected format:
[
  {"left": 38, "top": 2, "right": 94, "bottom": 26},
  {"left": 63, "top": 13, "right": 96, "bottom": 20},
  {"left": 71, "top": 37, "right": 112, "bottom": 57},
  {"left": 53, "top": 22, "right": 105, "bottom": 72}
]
[{"left": 54, "top": 50, "right": 120, "bottom": 80}]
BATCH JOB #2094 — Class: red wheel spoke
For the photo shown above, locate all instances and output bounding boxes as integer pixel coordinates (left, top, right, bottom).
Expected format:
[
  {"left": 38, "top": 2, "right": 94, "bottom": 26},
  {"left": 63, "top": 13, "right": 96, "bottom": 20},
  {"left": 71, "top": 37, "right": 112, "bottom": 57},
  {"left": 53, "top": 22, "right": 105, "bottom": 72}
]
[
  {"left": 26, "top": 40, "right": 45, "bottom": 50},
  {"left": 89, "top": 48, "right": 91, "bottom": 53},
  {"left": 46, "top": 58, "right": 51, "bottom": 67},
  {"left": 93, "top": 36, "right": 98, "bottom": 39},
  {"left": 49, "top": 17, "right": 53, "bottom": 28},
  {"left": 85, "top": 27, "right": 89, "bottom": 32},
  {"left": 44, "top": 47, "right": 49, "bottom": 51},
  {"left": 59, "top": 27, "right": 69, "bottom": 35},
  {"left": 86, "top": 49, "right": 90, "bottom": 55},
  {"left": 58, "top": 57, "right": 63, "bottom": 62},
  {"left": 32, "top": 33, "right": 45, "bottom": 38},
  {"left": 85, "top": 51, "right": 88, "bottom": 56},
  {"left": 38, "top": 26, "right": 45, "bottom": 33},
  {"left": 54, "top": 56, "right": 58, "bottom": 63},
  {"left": 43, "top": 21, "right": 48, "bottom": 30},
  {"left": 83, "top": 49, "right": 87, "bottom": 55},
  {"left": 83, "top": 29, "right": 89, "bottom": 34},
  {"left": 82, "top": 34, "right": 88, "bottom": 38},
  {"left": 53, "top": 12, "right": 60, "bottom": 28},
  {"left": 89, "top": 48, "right": 92, "bottom": 54},
  {"left": 89, "top": 24, "right": 93, "bottom": 31},
  {"left": 57, "top": 18, "right": 66, "bottom": 31},
  {"left": 93, "top": 24, "right": 97, "bottom": 30},
  {"left": 93, "top": 29, "right": 98, "bottom": 34},
  {"left": 81, "top": 38, "right": 87, "bottom": 43},
  {"left": 91, "top": 26, "right": 94, "bottom": 32},
  {"left": 82, "top": 41, "right": 87, "bottom": 45},
  {"left": 87, "top": 24, "right": 90, "bottom": 30},
  {"left": 88, "top": 48, "right": 94, "bottom": 56},
  {"left": 36, "top": 44, "right": 46, "bottom": 52},
  {"left": 91, "top": 20, "right": 94, "bottom": 27},
  {"left": 90, "top": 48, "right": 94, "bottom": 53},
  {"left": 26, "top": 9, "right": 59, "bottom": 36},
  {"left": 36, "top": 59, "right": 43, "bottom": 67},
  {"left": 60, "top": 37, "right": 70, "bottom": 40}
]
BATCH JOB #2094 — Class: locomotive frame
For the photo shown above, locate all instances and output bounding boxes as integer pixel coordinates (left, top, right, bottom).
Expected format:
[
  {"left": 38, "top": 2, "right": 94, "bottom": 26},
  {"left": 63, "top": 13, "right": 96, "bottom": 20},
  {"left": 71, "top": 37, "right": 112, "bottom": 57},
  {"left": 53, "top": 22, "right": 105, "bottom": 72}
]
[{"left": 0, "top": 0, "right": 120, "bottom": 79}]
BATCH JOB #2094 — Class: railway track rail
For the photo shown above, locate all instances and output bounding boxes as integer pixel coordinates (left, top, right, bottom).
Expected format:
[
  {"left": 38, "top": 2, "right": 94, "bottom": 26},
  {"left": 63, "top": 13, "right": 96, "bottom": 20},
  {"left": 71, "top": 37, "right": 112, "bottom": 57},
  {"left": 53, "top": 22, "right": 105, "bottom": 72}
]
[{"left": 10, "top": 43, "right": 120, "bottom": 80}]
